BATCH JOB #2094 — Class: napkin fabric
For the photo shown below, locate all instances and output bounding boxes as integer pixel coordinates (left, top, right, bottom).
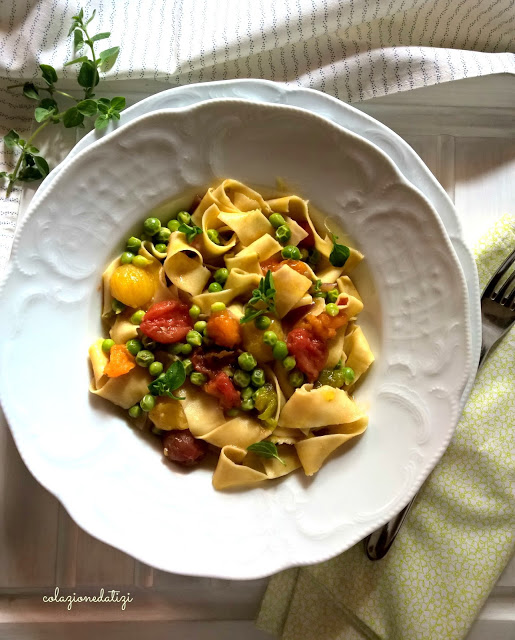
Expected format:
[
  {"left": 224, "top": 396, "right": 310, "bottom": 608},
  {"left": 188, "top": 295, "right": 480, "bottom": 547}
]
[
  {"left": 1, "top": 0, "right": 515, "bottom": 270},
  {"left": 257, "top": 214, "right": 515, "bottom": 640}
]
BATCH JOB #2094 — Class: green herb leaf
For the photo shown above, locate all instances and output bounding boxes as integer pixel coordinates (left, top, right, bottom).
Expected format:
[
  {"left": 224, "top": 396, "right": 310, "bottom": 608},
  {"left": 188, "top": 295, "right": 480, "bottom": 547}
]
[
  {"left": 0, "top": 172, "right": 7, "bottom": 178},
  {"left": 39, "top": 97, "right": 58, "bottom": 113},
  {"left": 240, "top": 270, "right": 277, "bottom": 324},
  {"left": 329, "top": 234, "right": 350, "bottom": 268},
  {"left": 178, "top": 223, "right": 202, "bottom": 243},
  {"left": 91, "top": 32, "right": 110, "bottom": 42},
  {"left": 77, "top": 60, "right": 99, "bottom": 88},
  {"left": 247, "top": 441, "right": 285, "bottom": 465},
  {"left": 40, "top": 64, "right": 58, "bottom": 85},
  {"left": 33, "top": 156, "right": 49, "bottom": 177},
  {"left": 23, "top": 83, "right": 39, "bottom": 100},
  {"left": 110, "top": 96, "right": 126, "bottom": 111},
  {"left": 85, "top": 9, "right": 96, "bottom": 25},
  {"left": 34, "top": 107, "right": 53, "bottom": 123},
  {"left": 73, "top": 28, "right": 84, "bottom": 47},
  {"left": 94, "top": 114, "right": 110, "bottom": 130},
  {"left": 18, "top": 166, "right": 43, "bottom": 182},
  {"left": 3, "top": 130, "right": 20, "bottom": 149},
  {"left": 62, "top": 106, "right": 84, "bottom": 128},
  {"left": 76, "top": 99, "right": 98, "bottom": 116},
  {"left": 148, "top": 360, "right": 186, "bottom": 399},
  {"left": 64, "top": 55, "right": 88, "bottom": 67},
  {"left": 26, "top": 145, "right": 39, "bottom": 154},
  {"left": 99, "top": 46, "right": 120, "bottom": 63}
]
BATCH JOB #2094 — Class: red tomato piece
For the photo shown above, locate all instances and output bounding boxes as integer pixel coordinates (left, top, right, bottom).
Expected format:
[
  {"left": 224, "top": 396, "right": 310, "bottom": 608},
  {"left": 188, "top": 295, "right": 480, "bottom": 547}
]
[
  {"left": 139, "top": 300, "right": 193, "bottom": 344},
  {"left": 286, "top": 327, "right": 327, "bottom": 382},
  {"left": 204, "top": 371, "right": 241, "bottom": 410},
  {"left": 162, "top": 429, "right": 207, "bottom": 466},
  {"left": 298, "top": 221, "right": 315, "bottom": 248}
]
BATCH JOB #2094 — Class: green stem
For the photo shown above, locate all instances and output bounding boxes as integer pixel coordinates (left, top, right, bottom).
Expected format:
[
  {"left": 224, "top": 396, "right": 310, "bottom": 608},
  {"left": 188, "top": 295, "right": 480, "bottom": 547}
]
[
  {"left": 81, "top": 23, "right": 98, "bottom": 99},
  {"left": 5, "top": 119, "right": 51, "bottom": 198},
  {"left": 54, "top": 89, "right": 78, "bottom": 101}
]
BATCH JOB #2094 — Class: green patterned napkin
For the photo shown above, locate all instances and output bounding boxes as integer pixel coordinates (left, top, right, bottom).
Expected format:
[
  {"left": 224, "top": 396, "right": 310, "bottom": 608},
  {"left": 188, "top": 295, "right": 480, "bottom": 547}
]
[{"left": 257, "top": 215, "right": 515, "bottom": 640}]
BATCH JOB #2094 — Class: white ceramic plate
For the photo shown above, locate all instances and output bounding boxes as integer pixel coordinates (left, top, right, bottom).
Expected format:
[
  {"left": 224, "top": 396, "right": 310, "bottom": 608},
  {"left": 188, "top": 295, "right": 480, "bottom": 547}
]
[
  {"left": 36, "top": 79, "right": 481, "bottom": 410},
  {"left": 0, "top": 100, "right": 472, "bottom": 579}
]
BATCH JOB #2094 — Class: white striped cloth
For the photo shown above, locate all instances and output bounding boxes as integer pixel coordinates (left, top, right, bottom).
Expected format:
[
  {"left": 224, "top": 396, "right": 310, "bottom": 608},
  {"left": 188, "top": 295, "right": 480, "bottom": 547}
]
[{"left": 1, "top": 0, "right": 514, "bottom": 268}]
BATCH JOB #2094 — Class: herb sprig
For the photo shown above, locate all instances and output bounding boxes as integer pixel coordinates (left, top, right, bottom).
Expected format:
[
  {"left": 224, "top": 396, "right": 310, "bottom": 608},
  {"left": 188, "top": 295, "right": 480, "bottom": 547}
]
[
  {"left": 329, "top": 234, "right": 350, "bottom": 268},
  {"left": 148, "top": 360, "right": 186, "bottom": 400},
  {"left": 247, "top": 441, "right": 286, "bottom": 465},
  {"left": 240, "top": 270, "right": 277, "bottom": 324},
  {"left": 1, "top": 8, "right": 124, "bottom": 197},
  {"left": 178, "top": 223, "right": 203, "bottom": 243}
]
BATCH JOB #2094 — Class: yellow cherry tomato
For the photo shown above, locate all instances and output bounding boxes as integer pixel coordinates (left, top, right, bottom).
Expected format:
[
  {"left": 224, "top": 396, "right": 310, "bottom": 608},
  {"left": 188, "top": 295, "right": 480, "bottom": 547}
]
[{"left": 110, "top": 264, "right": 156, "bottom": 308}]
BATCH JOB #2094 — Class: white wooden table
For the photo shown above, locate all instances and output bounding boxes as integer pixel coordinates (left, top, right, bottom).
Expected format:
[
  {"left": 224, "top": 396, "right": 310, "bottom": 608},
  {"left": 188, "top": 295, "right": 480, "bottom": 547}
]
[{"left": 0, "top": 74, "right": 513, "bottom": 640}]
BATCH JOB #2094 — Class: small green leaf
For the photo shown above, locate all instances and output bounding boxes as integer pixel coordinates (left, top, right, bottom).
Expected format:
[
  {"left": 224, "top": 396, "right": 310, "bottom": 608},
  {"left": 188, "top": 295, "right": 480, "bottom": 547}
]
[
  {"left": 3, "top": 130, "right": 20, "bottom": 149},
  {"left": 247, "top": 441, "right": 286, "bottom": 465},
  {"left": 111, "top": 111, "right": 120, "bottom": 120},
  {"left": 94, "top": 114, "right": 110, "bottom": 130},
  {"left": 40, "top": 64, "right": 58, "bottom": 85},
  {"left": 74, "top": 28, "right": 84, "bottom": 48},
  {"left": 97, "top": 102, "right": 109, "bottom": 114},
  {"left": 33, "top": 156, "right": 50, "bottom": 177},
  {"left": 0, "top": 172, "right": 7, "bottom": 178},
  {"left": 26, "top": 145, "right": 39, "bottom": 154},
  {"left": 76, "top": 99, "right": 98, "bottom": 116},
  {"left": 34, "top": 107, "right": 53, "bottom": 122},
  {"left": 62, "top": 106, "right": 84, "bottom": 128},
  {"left": 110, "top": 96, "right": 126, "bottom": 111},
  {"left": 68, "top": 20, "right": 79, "bottom": 37},
  {"left": 23, "top": 83, "right": 39, "bottom": 100},
  {"left": 85, "top": 8, "right": 96, "bottom": 24},
  {"left": 329, "top": 234, "right": 350, "bottom": 268},
  {"left": 39, "top": 97, "right": 58, "bottom": 113},
  {"left": 91, "top": 32, "right": 110, "bottom": 42},
  {"left": 148, "top": 360, "right": 186, "bottom": 399},
  {"left": 99, "top": 46, "right": 119, "bottom": 63},
  {"left": 77, "top": 60, "right": 99, "bottom": 88},
  {"left": 18, "top": 166, "right": 43, "bottom": 182},
  {"left": 64, "top": 55, "right": 88, "bottom": 67}
]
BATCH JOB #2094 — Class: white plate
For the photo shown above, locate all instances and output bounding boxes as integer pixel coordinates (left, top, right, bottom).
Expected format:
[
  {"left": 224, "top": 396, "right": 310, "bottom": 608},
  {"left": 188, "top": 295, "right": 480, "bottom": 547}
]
[
  {"left": 37, "top": 80, "right": 481, "bottom": 409},
  {"left": 0, "top": 100, "right": 471, "bottom": 579}
]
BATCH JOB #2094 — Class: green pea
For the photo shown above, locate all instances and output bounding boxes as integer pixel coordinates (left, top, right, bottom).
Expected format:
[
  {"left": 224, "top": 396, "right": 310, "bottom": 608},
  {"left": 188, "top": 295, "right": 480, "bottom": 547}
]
[
  {"left": 211, "top": 301, "right": 226, "bottom": 313},
  {"left": 156, "top": 227, "right": 171, "bottom": 243},
  {"left": 238, "top": 351, "right": 257, "bottom": 371},
  {"left": 241, "top": 386, "right": 254, "bottom": 400},
  {"left": 126, "top": 338, "right": 143, "bottom": 356},
  {"left": 269, "top": 213, "right": 286, "bottom": 228},
  {"left": 128, "top": 404, "right": 142, "bottom": 419},
  {"left": 130, "top": 310, "right": 145, "bottom": 325},
  {"left": 251, "top": 368, "right": 266, "bottom": 387},
  {"left": 155, "top": 243, "right": 167, "bottom": 254},
  {"left": 226, "top": 408, "right": 240, "bottom": 417},
  {"left": 342, "top": 367, "right": 355, "bottom": 385},
  {"left": 326, "top": 288, "right": 339, "bottom": 303},
  {"left": 126, "top": 236, "right": 142, "bottom": 253},
  {"left": 140, "top": 394, "right": 156, "bottom": 412},
  {"left": 169, "top": 343, "right": 185, "bottom": 355},
  {"left": 143, "top": 217, "right": 161, "bottom": 235},
  {"left": 194, "top": 320, "right": 207, "bottom": 333},
  {"left": 275, "top": 224, "right": 291, "bottom": 244},
  {"left": 177, "top": 211, "right": 191, "bottom": 225},
  {"left": 207, "top": 229, "right": 221, "bottom": 245},
  {"left": 282, "top": 356, "right": 296, "bottom": 371},
  {"left": 214, "top": 268, "right": 229, "bottom": 285},
  {"left": 272, "top": 340, "right": 288, "bottom": 360},
  {"left": 112, "top": 299, "right": 126, "bottom": 315},
  {"left": 281, "top": 245, "right": 301, "bottom": 260},
  {"left": 182, "top": 358, "right": 193, "bottom": 375},
  {"left": 149, "top": 361, "right": 163, "bottom": 377},
  {"left": 325, "top": 303, "right": 340, "bottom": 317},
  {"left": 101, "top": 338, "right": 115, "bottom": 353},
  {"left": 136, "top": 350, "right": 155, "bottom": 367},
  {"left": 241, "top": 398, "right": 255, "bottom": 411},
  {"left": 132, "top": 255, "right": 151, "bottom": 268},
  {"left": 190, "top": 372, "right": 207, "bottom": 386},
  {"left": 167, "top": 219, "right": 180, "bottom": 232},
  {"left": 254, "top": 315, "right": 271, "bottom": 330},
  {"left": 208, "top": 282, "right": 223, "bottom": 293},
  {"left": 186, "top": 330, "right": 203, "bottom": 347},
  {"left": 233, "top": 369, "right": 251, "bottom": 388},
  {"left": 263, "top": 330, "right": 278, "bottom": 347},
  {"left": 121, "top": 251, "right": 134, "bottom": 264},
  {"left": 142, "top": 335, "right": 156, "bottom": 349},
  {"left": 189, "top": 304, "right": 201, "bottom": 319},
  {"left": 181, "top": 343, "right": 193, "bottom": 355},
  {"left": 288, "top": 370, "right": 305, "bottom": 388}
]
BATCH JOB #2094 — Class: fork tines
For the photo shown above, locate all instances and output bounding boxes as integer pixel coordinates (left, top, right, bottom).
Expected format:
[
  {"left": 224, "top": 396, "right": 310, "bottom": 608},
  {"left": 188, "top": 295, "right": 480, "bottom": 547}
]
[{"left": 484, "top": 248, "right": 515, "bottom": 310}]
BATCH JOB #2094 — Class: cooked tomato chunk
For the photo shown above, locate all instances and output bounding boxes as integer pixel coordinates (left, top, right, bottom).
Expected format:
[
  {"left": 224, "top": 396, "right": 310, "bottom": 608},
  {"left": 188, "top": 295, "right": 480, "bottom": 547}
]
[
  {"left": 286, "top": 327, "right": 327, "bottom": 382},
  {"left": 204, "top": 371, "right": 241, "bottom": 410},
  {"left": 139, "top": 300, "right": 193, "bottom": 344},
  {"left": 206, "top": 309, "right": 241, "bottom": 348},
  {"left": 162, "top": 429, "right": 207, "bottom": 466}
]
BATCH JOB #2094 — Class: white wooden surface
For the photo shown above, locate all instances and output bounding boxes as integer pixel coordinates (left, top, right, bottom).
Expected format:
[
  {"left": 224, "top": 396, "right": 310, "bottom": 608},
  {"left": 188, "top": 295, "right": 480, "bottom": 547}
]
[{"left": 0, "top": 74, "right": 514, "bottom": 640}]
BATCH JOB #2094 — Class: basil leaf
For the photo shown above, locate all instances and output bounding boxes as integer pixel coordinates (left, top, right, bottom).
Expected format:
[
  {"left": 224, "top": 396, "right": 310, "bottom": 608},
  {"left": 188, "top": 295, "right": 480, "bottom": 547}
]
[
  {"left": 74, "top": 28, "right": 84, "bottom": 48},
  {"left": 148, "top": 360, "right": 186, "bottom": 399},
  {"left": 91, "top": 32, "right": 110, "bottom": 42},
  {"left": 34, "top": 107, "right": 53, "bottom": 123},
  {"left": 62, "top": 107, "right": 84, "bottom": 128},
  {"left": 77, "top": 60, "right": 99, "bottom": 88},
  {"left": 76, "top": 99, "right": 98, "bottom": 116},
  {"left": 23, "top": 83, "right": 39, "bottom": 100},
  {"left": 33, "top": 156, "right": 49, "bottom": 178},
  {"left": 99, "top": 46, "right": 120, "bottom": 63},
  {"left": 40, "top": 64, "right": 57, "bottom": 85},
  {"left": 64, "top": 55, "right": 88, "bottom": 67},
  {"left": 110, "top": 96, "right": 126, "bottom": 111},
  {"left": 329, "top": 234, "right": 350, "bottom": 268},
  {"left": 247, "top": 441, "right": 286, "bottom": 465},
  {"left": 3, "top": 130, "right": 20, "bottom": 149}
]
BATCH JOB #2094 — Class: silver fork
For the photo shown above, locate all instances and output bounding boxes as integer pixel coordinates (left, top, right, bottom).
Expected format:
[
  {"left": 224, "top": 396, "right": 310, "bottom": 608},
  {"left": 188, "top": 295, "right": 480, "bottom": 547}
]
[{"left": 365, "top": 247, "right": 515, "bottom": 561}]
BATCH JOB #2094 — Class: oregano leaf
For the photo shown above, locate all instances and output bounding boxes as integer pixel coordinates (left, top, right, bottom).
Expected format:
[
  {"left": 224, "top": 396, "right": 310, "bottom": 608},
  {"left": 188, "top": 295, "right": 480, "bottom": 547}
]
[
  {"left": 3, "top": 130, "right": 20, "bottom": 149},
  {"left": 64, "top": 55, "right": 88, "bottom": 67},
  {"left": 40, "top": 64, "right": 58, "bottom": 85},
  {"left": 91, "top": 32, "right": 110, "bottom": 42},
  {"left": 110, "top": 96, "right": 126, "bottom": 111},
  {"left": 34, "top": 107, "right": 53, "bottom": 123},
  {"left": 33, "top": 156, "right": 50, "bottom": 177},
  {"left": 99, "top": 46, "right": 119, "bottom": 63},
  {"left": 23, "top": 83, "right": 39, "bottom": 100},
  {"left": 94, "top": 114, "right": 110, "bottom": 130},
  {"left": 39, "top": 97, "right": 58, "bottom": 113},
  {"left": 76, "top": 99, "right": 98, "bottom": 116},
  {"left": 74, "top": 29, "right": 84, "bottom": 48},
  {"left": 62, "top": 106, "right": 84, "bottom": 128},
  {"left": 247, "top": 441, "right": 286, "bottom": 465}
]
